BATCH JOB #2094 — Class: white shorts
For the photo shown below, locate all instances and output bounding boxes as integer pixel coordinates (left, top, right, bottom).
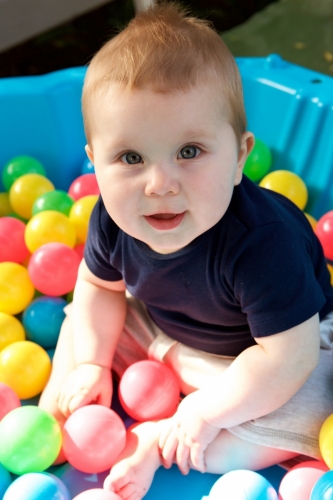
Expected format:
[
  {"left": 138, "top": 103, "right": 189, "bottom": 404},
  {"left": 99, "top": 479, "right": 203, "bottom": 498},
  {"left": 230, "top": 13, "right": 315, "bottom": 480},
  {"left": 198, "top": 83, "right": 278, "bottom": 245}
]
[{"left": 65, "top": 296, "right": 333, "bottom": 459}]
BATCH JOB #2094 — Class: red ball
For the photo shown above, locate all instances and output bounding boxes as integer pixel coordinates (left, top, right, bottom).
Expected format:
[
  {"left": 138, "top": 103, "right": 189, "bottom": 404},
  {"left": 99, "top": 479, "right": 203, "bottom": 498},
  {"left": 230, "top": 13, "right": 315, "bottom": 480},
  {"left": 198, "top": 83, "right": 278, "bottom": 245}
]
[
  {"left": 315, "top": 210, "right": 333, "bottom": 260},
  {"left": 73, "top": 490, "right": 121, "bottom": 500},
  {"left": 28, "top": 242, "right": 80, "bottom": 296},
  {"left": 68, "top": 174, "right": 100, "bottom": 201},
  {"left": 119, "top": 360, "right": 180, "bottom": 421},
  {"left": 0, "top": 217, "right": 30, "bottom": 263},
  {"left": 62, "top": 405, "right": 126, "bottom": 474},
  {"left": 278, "top": 461, "right": 328, "bottom": 499},
  {"left": 0, "top": 382, "right": 21, "bottom": 420}
]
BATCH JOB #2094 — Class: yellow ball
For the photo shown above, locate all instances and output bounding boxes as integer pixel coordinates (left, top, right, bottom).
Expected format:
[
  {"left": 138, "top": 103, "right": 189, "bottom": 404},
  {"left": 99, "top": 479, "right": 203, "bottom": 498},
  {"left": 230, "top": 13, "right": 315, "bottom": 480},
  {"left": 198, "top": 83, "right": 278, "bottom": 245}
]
[
  {"left": 0, "top": 192, "right": 12, "bottom": 216},
  {"left": 304, "top": 212, "right": 317, "bottom": 230},
  {"left": 25, "top": 210, "right": 77, "bottom": 253},
  {"left": 0, "top": 262, "right": 35, "bottom": 315},
  {"left": 327, "top": 264, "right": 333, "bottom": 286},
  {"left": 0, "top": 340, "right": 51, "bottom": 399},
  {"left": 259, "top": 170, "right": 308, "bottom": 210},
  {"left": 320, "top": 413, "right": 333, "bottom": 468},
  {"left": 0, "top": 312, "right": 26, "bottom": 351},
  {"left": 69, "top": 195, "right": 98, "bottom": 243},
  {"left": 9, "top": 173, "right": 55, "bottom": 220}
]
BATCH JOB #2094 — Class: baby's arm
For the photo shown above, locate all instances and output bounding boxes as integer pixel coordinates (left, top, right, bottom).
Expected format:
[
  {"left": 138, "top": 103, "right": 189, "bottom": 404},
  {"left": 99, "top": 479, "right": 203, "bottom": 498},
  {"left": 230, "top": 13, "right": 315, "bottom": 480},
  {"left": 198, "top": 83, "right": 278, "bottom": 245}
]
[
  {"left": 160, "top": 313, "right": 320, "bottom": 472},
  {"left": 57, "top": 259, "right": 127, "bottom": 417}
]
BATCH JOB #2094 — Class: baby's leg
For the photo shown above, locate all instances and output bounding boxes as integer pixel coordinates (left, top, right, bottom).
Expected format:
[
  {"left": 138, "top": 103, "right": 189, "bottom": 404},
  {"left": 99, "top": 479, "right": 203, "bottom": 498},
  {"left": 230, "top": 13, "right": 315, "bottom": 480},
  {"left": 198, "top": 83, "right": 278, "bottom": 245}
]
[
  {"left": 38, "top": 316, "right": 76, "bottom": 427},
  {"left": 104, "top": 420, "right": 297, "bottom": 500}
]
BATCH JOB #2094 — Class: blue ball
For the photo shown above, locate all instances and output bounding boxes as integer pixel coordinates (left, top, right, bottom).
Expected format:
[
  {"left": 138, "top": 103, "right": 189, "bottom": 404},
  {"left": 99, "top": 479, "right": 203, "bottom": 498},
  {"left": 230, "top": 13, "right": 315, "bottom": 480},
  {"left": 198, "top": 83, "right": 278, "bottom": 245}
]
[
  {"left": 0, "top": 463, "right": 12, "bottom": 498},
  {"left": 3, "top": 472, "right": 70, "bottom": 500},
  {"left": 207, "top": 470, "right": 278, "bottom": 500},
  {"left": 22, "top": 296, "right": 67, "bottom": 348},
  {"left": 81, "top": 157, "right": 95, "bottom": 175},
  {"left": 311, "top": 470, "right": 333, "bottom": 499}
]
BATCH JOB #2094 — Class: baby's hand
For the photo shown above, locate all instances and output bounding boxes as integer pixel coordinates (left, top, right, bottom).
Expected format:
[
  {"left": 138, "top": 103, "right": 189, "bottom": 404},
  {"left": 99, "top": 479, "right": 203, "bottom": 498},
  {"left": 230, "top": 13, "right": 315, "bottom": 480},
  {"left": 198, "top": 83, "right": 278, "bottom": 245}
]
[
  {"left": 56, "top": 363, "right": 112, "bottom": 418},
  {"left": 159, "top": 391, "right": 220, "bottom": 475}
]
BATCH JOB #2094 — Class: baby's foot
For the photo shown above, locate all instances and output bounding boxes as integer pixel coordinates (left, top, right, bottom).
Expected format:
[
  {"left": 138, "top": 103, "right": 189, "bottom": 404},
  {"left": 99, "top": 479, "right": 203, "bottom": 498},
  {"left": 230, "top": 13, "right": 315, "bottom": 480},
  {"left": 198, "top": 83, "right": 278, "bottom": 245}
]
[{"left": 104, "top": 421, "right": 163, "bottom": 500}]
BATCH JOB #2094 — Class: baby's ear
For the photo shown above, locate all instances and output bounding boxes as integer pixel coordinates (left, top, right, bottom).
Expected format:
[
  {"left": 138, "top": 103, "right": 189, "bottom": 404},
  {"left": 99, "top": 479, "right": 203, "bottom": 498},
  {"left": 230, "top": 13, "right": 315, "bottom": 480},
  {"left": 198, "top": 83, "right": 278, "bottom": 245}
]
[
  {"left": 85, "top": 144, "right": 94, "bottom": 164},
  {"left": 235, "top": 132, "right": 255, "bottom": 185}
]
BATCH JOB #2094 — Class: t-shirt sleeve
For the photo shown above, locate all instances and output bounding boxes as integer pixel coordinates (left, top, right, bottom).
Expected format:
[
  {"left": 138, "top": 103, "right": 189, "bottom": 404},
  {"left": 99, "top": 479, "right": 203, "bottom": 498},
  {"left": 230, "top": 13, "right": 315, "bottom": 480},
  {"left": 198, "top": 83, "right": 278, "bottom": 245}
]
[
  {"left": 84, "top": 197, "right": 123, "bottom": 282},
  {"left": 229, "top": 222, "right": 326, "bottom": 338}
]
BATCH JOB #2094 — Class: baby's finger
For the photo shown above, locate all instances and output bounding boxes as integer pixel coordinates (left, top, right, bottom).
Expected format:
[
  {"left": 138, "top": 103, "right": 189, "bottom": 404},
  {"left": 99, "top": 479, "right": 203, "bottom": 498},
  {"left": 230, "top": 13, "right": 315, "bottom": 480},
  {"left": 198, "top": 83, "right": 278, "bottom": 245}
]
[
  {"left": 190, "top": 442, "right": 206, "bottom": 473},
  {"left": 97, "top": 386, "right": 112, "bottom": 408},
  {"left": 160, "top": 432, "right": 178, "bottom": 469},
  {"left": 176, "top": 440, "right": 191, "bottom": 475},
  {"left": 68, "top": 393, "right": 92, "bottom": 414},
  {"left": 158, "top": 419, "right": 174, "bottom": 451}
]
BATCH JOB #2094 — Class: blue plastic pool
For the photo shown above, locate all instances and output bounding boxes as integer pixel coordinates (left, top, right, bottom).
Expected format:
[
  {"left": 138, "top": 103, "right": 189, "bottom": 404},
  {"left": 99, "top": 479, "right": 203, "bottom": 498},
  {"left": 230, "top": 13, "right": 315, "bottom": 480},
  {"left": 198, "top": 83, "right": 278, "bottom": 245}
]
[{"left": 1, "top": 55, "right": 333, "bottom": 498}]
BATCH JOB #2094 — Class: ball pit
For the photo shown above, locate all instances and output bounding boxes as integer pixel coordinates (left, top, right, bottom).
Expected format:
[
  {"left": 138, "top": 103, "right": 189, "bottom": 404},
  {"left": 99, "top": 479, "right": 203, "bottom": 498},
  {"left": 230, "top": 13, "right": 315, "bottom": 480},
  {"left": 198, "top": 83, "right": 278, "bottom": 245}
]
[
  {"left": 32, "top": 189, "right": 75, "bottom": 216},
  {"left": 119, "top": 360, "right": 181, "bottom": 421},
  {"left": 2, "top": 472, "right": 70, "bottom": 500},
  {"left": 0, "top": 56, "right": 333, "bottom": 499},
  {"left": 0, "top": 406, "right": 62, "bottom": 474},
  {"left": 9, "top": 173, "right": 55, "bottom": 219},
  {"left": 25, "top": 210, "right": 76, "bottom": 252},
  {"left": 2, "top": 155, "right": 46, "bottom": 191},
  {"left": 62, "top": 405, "right": 126, "bottom": 474}
]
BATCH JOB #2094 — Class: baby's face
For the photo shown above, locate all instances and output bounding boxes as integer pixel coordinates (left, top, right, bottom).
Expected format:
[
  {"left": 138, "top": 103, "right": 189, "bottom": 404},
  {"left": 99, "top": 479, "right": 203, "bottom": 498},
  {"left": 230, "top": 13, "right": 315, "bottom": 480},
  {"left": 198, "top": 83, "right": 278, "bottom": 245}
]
[{"left": 87, "top": 82, "right": 253, "bottom": 254}]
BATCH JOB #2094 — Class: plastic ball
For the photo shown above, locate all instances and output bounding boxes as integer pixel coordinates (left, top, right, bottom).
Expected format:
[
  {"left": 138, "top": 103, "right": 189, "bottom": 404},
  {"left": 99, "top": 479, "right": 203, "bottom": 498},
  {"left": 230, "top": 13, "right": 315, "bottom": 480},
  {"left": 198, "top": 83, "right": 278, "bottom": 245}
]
[
  {"left": 9, "top": 173, "right": 54, "bottom": 219},
  {"left": 0, "top": 216, "right": 30, "bottom": 263},
  {"left": 310, "top": 470, "right": 333, "bottom": 499},
  {"left": 81, "top": 157, "right": 95, "bottom": 175},
  {"left": 0, "top": 312, "right": 25, "bottom": 350},
  {"left": 32, "top": 190, "right": 75, "bottom": 216},
  {"left": 0, "top": 463, "right": 12, "bottom": 498},
  {"left": 0, "top": 262, "right": 35, "bottom": 315},
  {"left": 315, "top": 211, "right": 333, "bottom": 260},
  {"left": 0, "top": 192, "right": 12, "bottom": 216},
  {"left": 68, "top": 174, "right": 100, "bottom": 201},
  {"left": 73, "top": 490, "right": 121, "bottom": 500},
  {"left": 319, "top": 413, "right": 333, "bottom": 468},
  {"left": 0, "top": 382, "right": 21, "bottom": 420},
  {"left": 119, "top": 360, "right": 180, "bottom": 421},
  {"left": 207, "top": 470, "right": 278, "bottom": 500},
  {"left": 28, "top": 242, "right": 81, "bottom": 296},
  {"left": 22, "top": 296, "right": 66, "bottom": 348},
  {"left": 304, "top": 212, "right": 317, "bottom": 230},
  {"left": 3, "top": 472, "right": 70, "bottom": 500},
  {"left": 2, "top": 155, "right": 46, "bottom": 191},
  {"left": 243, "top": 138, "right": 272, "bottom": 182},
  {"left": 69, "top": 195, "right": 98, "bottom": 243},
  {"left": 0, "top": 340, "right": 51, "bottom": 399},
  {"left": 328, "top": 264, "right": 333, "bottom": 286},
  {"left": 278, "top": 461, "right": 327, "bottom": 499},
  {"left": 0, "top": 406, "right": 62, "bottom": 475},
  {"left": 74, "top": 242, "right": 85, "bottom": 261},
  {"left": 25, "top": 210, "right": 76, "bottom": 253},
  {"left": 259, "top": 170, "right": 308, "bottom": 210},
  {"left": 62, "top": 405, "right": 126, "bottom": 473}
]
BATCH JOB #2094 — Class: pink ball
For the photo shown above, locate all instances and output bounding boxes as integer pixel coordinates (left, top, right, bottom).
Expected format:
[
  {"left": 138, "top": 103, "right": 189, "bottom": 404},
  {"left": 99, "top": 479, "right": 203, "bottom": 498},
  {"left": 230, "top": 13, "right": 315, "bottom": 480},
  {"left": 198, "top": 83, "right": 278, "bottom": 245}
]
[
  {"left": 278, "top": 461, "right": 327, "bottom": 499},
  {"left": 73, "top": 490, "right": 121, "bottom": 500},
  {"left": 119, "top": 360, "right": 180, "bottom": 421},
  {"left": 0, "top": 217, "right": 30, "bottom": 263},
  {"left": 62, "top": 405, "right": 126, "bottom": 473},
  {"left": 28, "top": 242, "right": 80, "bottom": 296},
  {"left": 68, "top": 174, "right": 100, "bottom": 201},
  {"left": 315, "top": 210, "right": 333, "bottom": 260},
  {"left": 0, "top": 382, "right": 21, "bottom": 420}
]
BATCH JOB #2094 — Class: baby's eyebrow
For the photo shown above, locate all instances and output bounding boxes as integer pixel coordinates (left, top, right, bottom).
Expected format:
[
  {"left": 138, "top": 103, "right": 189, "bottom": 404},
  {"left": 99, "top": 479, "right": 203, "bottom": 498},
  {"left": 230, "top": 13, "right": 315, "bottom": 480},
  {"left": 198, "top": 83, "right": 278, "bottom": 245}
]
[{"left": 180, "top": 129, "right": 216, "bottom": 142}]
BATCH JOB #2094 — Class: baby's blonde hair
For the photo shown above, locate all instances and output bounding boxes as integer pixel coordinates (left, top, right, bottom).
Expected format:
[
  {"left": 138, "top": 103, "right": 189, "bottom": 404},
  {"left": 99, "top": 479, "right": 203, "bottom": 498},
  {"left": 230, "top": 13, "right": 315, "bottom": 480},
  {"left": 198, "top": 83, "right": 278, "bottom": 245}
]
[{"left": 82, "top": 1, "right": 246, "bottom": 147}]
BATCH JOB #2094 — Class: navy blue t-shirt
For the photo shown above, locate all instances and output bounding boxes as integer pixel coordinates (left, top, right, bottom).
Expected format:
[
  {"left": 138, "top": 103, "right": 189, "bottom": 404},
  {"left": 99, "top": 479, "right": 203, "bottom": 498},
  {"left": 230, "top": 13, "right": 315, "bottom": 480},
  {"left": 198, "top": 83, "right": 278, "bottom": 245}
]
[{"left": 84, "top": 175, "right": 333, "bottom": 356}]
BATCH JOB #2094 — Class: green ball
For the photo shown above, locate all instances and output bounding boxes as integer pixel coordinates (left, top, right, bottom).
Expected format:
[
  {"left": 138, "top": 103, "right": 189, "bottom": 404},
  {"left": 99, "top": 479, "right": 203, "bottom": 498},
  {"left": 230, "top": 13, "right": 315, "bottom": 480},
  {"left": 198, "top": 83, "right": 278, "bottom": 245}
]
[
  {"left": 2, "top": 156, "right": 46, "bottom": 192},
  {"left": 0, "top": 406, "right": 62, "bottom": 475},
  {"left": 32, "top": 190, "right": 75, "bottom": 216},
  {"left": 243, "top": 138, "right": 272, "bottom": 183}
]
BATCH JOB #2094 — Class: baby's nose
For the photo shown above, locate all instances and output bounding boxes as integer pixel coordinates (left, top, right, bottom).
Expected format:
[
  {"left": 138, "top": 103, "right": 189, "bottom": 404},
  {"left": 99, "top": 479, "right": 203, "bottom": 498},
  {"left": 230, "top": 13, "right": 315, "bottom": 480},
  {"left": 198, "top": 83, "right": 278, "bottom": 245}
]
[{"left": 144, "top": 163, "right": 180, "bottom": 196}]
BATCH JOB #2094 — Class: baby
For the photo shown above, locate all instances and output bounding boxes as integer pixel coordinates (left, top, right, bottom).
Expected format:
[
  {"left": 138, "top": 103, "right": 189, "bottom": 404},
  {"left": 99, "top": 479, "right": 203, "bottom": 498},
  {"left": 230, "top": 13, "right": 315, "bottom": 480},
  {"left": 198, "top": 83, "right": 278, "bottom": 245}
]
[{"left": 39, "top": 2, "right": 333, "bottom": 499}]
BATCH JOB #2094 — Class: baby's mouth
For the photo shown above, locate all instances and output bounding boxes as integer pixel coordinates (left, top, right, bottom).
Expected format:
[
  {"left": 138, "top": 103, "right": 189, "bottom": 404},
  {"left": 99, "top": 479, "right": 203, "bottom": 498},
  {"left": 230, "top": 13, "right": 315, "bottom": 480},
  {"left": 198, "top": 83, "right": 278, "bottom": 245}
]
[{"left": 144, "top": 212, "right": 185, "bottom": 230}]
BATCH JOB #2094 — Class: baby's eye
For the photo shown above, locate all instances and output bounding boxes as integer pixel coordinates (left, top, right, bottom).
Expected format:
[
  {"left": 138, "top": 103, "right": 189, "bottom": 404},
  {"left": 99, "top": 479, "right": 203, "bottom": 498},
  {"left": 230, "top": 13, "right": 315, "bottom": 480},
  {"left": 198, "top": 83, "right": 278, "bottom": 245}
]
[
  {"left": 121, "top": 152, "right": 142, "bottom": 164},
  {"left": 178, "top": 145, "right": 200, "bottom": 159}
]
